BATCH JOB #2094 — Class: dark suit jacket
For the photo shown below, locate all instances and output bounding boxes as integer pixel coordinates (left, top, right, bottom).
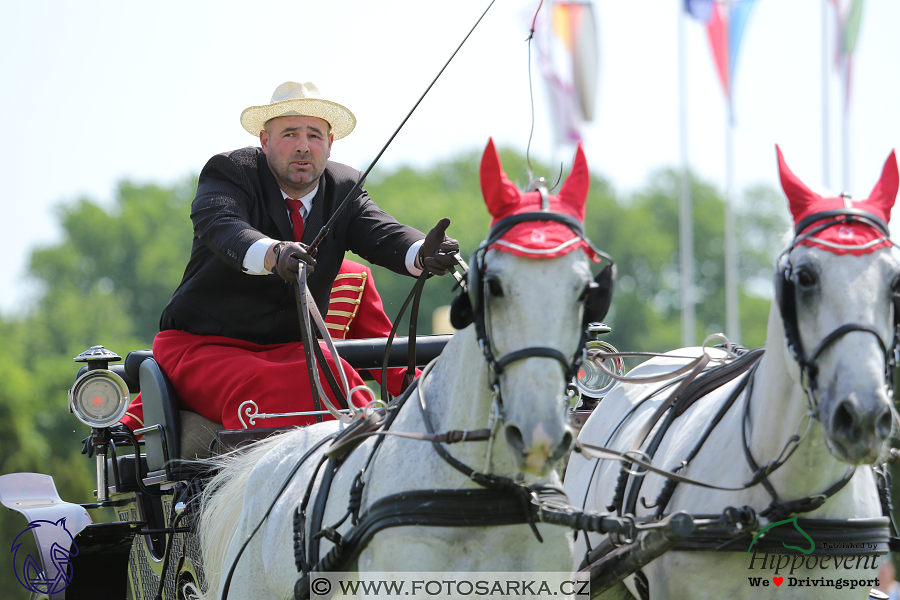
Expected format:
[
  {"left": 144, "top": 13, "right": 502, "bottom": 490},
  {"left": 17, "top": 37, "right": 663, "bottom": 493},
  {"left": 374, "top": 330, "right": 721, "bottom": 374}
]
[{"left": 160, "top": 146, "right": 424, "bottom": 345}]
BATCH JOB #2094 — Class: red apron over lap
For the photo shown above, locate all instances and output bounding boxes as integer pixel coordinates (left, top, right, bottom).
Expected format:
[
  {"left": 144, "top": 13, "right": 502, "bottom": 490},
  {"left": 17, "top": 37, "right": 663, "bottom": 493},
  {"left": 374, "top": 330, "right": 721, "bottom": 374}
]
[{"left": 152, "top": 329, "right": 368, "bottom": 430}]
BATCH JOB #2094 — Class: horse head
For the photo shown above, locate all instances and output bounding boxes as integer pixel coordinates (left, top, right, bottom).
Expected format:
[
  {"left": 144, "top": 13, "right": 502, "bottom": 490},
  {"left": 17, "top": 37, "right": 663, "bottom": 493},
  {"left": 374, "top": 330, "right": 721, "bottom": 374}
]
[
  {"left": 462, "top": 138, "right": 607, "bottom": 476},
  {"left": 775, "top": 146, "right": 899, "bottom": 464}
]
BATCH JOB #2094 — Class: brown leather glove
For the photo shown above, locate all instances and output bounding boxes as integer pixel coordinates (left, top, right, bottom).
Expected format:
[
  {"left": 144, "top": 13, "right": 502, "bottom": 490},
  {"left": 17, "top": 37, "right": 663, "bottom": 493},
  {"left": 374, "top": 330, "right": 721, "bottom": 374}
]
[
  {"left": 419, "top": 217, "right": 460, "bottom": 276},
  {"left": 273, "top": 241, "right": 317, "bottom": 281}
]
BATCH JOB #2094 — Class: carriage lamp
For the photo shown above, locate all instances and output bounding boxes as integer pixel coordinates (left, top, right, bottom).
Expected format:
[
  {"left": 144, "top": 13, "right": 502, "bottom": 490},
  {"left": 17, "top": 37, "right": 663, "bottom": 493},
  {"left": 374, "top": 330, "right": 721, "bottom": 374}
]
[
  {"left": 69, "top": 346, "right": 130, "bottom": 428},
  {"left": 575, "top": 323, "right": 624, "bottom": 399},
  {"left": 70, "top": 346, "right": 130, "bottom": 503}
]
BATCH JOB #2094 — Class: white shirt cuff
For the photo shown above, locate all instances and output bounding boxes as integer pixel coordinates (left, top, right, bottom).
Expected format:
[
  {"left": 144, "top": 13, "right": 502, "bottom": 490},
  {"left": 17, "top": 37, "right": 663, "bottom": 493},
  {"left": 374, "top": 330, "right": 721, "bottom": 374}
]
[
  {"left": 243, "top": 237, "right": 280, "bottom": 274},
  {"left": 406, "top": 239, "right": 425, "bottom": 276}
]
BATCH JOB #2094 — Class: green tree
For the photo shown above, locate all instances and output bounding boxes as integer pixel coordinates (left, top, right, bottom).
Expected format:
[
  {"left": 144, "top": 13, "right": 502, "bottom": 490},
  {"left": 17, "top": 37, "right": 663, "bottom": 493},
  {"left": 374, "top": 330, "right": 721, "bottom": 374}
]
[{"left": 0, "top": 178, "right": 195, "bottom": 597}]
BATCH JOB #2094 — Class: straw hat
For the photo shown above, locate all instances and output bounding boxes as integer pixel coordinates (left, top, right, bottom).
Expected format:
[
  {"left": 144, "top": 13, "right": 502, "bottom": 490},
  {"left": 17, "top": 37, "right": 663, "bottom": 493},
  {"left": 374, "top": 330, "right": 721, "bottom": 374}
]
[{"left": 240, "top": 81, "right": 356, "bottom": 140}]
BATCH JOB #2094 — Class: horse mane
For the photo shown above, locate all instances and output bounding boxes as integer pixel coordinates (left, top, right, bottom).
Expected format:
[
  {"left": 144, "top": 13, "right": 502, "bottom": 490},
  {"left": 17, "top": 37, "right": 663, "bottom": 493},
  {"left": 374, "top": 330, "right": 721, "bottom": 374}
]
[{"left": 188, "top": 431, "right": 300, "bottom": 600}]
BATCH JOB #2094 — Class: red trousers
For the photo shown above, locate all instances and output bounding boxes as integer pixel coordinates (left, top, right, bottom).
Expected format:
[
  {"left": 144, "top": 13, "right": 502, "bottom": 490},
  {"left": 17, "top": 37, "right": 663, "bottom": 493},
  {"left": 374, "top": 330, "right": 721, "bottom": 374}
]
[{"left": 148, "top": 330, "right": 369, "bottom": 429}]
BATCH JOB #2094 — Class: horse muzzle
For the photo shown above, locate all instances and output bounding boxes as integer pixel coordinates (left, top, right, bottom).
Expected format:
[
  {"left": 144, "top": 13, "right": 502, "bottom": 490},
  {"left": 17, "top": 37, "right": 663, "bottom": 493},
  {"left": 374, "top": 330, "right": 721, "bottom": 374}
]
[
  {"left": 504, "top": 421, "right": 573, "bottom": 476},
  {"left": 823, "top": 390, "right": 893, "bottom": 464}
]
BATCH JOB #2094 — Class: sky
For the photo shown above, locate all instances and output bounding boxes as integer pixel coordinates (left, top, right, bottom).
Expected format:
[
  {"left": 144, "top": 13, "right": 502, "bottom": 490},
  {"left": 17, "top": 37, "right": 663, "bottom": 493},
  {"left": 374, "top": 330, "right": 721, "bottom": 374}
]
[{"left": 1, "top": 0, "right": 898, "bottom": 315}]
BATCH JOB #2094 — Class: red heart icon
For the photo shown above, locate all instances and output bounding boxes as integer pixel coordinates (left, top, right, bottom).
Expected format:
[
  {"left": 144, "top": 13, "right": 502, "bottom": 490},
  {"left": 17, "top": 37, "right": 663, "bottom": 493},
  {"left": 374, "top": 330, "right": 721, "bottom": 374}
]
[{"left": 773, "top": 577, "right": 783, "bottom": 586}]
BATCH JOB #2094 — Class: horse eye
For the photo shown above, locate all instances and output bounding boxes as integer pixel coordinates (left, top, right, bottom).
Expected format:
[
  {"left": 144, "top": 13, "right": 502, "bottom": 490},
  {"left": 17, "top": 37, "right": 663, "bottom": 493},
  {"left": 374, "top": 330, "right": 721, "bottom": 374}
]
[
  {"left": 795, "top": 268, "right": 817, "bottom": 288},
  {"left": 486, "top": 277, "right": 503, "bottom": 297}
]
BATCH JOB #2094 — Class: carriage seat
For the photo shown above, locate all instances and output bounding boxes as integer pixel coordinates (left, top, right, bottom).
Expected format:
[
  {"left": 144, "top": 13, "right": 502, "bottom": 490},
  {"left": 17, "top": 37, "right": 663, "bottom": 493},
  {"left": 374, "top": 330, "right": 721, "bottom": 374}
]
[{"left": 123, "top": 351, "right": 222, "bottom": 485}]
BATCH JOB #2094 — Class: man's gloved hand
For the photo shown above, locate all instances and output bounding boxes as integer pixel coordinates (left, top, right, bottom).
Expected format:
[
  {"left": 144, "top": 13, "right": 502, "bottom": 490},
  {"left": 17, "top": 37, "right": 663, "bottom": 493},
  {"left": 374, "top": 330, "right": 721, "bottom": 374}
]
[
  {"left": 81, "top": 434, "right": 94, "bottom": 458},
  {"left": 80, "top": 423, "right": 132, "bottom": 458},
  {"left": 419, "top": 217, "right": 460, "bottom": 276},
  {"left": 274, "top": 241, "right": 317, "bottom": 281}
]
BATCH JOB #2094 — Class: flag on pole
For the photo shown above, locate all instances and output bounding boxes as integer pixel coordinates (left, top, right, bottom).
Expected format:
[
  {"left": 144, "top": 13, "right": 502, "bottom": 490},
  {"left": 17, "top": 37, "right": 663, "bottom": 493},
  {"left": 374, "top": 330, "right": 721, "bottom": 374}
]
[
  {"left": 684, "top": 0, "right": 713, "bottom": 22},
  {"left": 684, "top": 0, "right": 757, "bottom": 120},
  {"left": 828, "top": 0, "right": 865, "bottom": 107},
  {"left": 534, "top": 1, "right": 599, "bottom": 145}
]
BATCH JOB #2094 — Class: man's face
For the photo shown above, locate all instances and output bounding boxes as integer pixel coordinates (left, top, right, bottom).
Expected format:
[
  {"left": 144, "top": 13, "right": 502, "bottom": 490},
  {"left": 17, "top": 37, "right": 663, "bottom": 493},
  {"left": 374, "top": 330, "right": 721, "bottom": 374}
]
[{"left": 261, "top": 115, "right": 333, "bottom": 198}]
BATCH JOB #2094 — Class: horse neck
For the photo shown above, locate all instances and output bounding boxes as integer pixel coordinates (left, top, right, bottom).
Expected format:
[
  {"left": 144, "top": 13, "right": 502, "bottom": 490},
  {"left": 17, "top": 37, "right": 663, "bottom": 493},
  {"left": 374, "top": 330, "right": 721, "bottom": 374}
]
[
  {"left": 418, "top": 326, "right": 519, "bottom": 476},
  {"left": 746, "top": 301, "right": 855, "bottom": 506}
]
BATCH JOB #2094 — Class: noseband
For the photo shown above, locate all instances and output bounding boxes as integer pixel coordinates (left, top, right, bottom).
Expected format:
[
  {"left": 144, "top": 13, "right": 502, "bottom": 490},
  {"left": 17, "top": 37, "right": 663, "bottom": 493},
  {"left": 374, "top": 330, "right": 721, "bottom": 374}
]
[{"left": 774, "top": 208, "right": 899, "bottom": 415}]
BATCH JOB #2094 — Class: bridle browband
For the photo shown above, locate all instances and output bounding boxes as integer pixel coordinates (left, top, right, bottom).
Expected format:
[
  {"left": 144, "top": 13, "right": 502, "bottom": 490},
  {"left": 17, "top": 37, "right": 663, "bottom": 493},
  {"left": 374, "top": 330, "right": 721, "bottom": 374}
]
[
  {"left": 793, "top": 207, "right": 890, "bottom": 238},
  {"left": 775, "top": 208, "right": 899, "bottom": 414}
]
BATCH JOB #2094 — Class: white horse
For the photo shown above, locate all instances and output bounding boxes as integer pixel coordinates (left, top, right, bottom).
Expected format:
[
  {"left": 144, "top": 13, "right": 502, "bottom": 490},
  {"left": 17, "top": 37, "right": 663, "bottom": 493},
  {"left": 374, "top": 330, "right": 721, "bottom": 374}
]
[
  {"left": 565, "top": 147, "right": 900, "bottom": 600},
  {"left": 190, "top": 139, "right": 607, "bottom": 600}
]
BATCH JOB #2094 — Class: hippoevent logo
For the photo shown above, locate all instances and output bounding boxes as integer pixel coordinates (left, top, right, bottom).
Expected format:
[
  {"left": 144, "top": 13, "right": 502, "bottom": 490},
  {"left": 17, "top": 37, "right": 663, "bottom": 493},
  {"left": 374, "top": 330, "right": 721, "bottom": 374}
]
[
  {"left": 744, "top": 516, "right": 882, "bottom": 591},
  {"left": 10, "top": 518, "right": 78, "bottom": 595}
]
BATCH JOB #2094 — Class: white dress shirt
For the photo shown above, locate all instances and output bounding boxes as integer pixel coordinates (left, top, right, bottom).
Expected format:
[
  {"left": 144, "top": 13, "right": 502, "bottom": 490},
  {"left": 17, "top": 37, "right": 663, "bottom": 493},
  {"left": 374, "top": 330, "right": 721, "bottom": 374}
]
[{"left": 241, "top": 184, "right": 424, "bottom": 276}]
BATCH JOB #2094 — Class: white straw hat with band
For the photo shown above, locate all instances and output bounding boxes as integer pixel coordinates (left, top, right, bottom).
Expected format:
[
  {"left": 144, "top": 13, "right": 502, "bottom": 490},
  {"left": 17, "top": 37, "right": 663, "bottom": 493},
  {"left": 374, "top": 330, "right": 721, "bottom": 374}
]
[{"left": 240, "top": 81, "right": 357, "bottom": 140}]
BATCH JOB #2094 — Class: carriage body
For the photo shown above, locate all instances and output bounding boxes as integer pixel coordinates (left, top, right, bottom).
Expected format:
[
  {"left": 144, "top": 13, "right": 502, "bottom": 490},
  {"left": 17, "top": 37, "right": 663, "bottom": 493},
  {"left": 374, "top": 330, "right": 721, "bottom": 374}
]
[{"left": 2, "top": 335, "right": 450, "bottom": 600}]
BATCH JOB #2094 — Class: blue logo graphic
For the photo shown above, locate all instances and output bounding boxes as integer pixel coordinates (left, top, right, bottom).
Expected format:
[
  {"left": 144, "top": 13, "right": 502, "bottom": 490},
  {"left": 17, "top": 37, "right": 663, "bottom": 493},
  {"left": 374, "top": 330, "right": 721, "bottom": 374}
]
[{"left": 10, "top": 518, "right": 78, "bottom": 594}]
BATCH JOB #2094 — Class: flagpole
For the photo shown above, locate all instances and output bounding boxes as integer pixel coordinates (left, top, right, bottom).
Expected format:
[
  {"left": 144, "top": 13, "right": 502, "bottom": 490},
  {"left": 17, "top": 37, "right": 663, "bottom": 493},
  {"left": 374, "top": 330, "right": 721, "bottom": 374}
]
[
  {"left": 821, "top": 0, "right": 831, "bottom": 189},
  {"left": 725, "top": 104, "right": 740, "bottom": 344},
  {"left": 678, "top": 5, "right": 696, "bottom": 347},
  {"left": 842, "top": 65, "right": 851, "bottom": 193}
]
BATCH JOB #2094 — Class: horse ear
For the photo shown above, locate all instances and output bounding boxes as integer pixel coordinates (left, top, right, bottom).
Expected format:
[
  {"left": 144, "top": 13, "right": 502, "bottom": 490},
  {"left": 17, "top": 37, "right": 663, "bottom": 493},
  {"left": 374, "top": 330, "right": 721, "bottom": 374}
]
[
  {"left": 480, "top": 138, "right": 521, "bottom": 220},
  {"left": 557, "top": 142, "right": 589, "bottom": 222},
  {"left": 862, "top": 150, "right": 899, "bottom": 224},
  {"left": 776, "top": 145, "right": 822, "bottom": 223}
]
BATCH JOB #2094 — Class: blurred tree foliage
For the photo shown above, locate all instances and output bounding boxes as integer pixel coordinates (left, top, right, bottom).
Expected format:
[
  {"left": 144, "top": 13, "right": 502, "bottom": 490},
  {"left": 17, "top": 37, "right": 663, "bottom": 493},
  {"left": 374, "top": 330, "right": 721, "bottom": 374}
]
[
  {"left": 0, "top": 147, "right": 791, "bottom": 596},
  {"left": 366, "top": 149, "right": 788, "bottom": 354}
]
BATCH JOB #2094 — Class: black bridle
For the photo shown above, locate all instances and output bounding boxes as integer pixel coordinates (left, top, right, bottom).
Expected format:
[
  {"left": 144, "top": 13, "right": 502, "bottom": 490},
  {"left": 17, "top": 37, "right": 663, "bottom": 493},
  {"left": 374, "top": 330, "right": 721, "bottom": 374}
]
[
  {"left": 774, "top": 208, "right": 899, "bottom": 414},
  {"left": 450, "top": 210, "right": 615, "bottom": 426}
]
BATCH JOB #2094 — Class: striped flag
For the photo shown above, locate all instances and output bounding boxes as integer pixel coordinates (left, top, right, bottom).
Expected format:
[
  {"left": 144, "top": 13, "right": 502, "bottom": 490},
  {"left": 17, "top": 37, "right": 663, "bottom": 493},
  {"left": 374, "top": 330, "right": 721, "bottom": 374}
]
[
  {"left": 684, "top": 0, "right": 757, "bottom": 119},
  {"left": 828, "top": 0, "right": 865, "bottom": 107},
  {"left": 534, "top": 1, "right": 600, "bottom": 145}
]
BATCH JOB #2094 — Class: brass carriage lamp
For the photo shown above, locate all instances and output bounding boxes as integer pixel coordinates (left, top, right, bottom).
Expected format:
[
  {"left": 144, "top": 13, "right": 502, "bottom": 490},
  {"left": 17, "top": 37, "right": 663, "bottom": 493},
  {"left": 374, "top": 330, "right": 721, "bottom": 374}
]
[{"left": 70, "top": 345, "right": 130, "bottom": 502}]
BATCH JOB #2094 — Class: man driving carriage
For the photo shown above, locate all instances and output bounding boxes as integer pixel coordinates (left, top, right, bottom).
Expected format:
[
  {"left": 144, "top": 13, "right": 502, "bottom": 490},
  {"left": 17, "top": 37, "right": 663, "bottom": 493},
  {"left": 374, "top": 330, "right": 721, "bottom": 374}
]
[{"left": 120, "top": 81, "right": 459, "bottom": 431}]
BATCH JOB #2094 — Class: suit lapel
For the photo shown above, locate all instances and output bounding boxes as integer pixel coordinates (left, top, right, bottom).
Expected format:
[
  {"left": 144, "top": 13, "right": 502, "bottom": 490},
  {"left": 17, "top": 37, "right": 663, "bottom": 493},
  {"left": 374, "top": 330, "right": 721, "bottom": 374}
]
[
  {"left": 302, "top": 175, "right": 328, "bottom": 245},
  {"left": 259, "top": 151, "right": 294, "bottom": 241}
]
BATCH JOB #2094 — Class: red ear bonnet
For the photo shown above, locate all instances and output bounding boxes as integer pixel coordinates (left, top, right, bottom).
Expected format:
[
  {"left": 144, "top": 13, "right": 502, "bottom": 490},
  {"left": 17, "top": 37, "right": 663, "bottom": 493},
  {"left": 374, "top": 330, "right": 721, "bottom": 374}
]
[
  {"left": 777, "top": 145, "right": 897, "bottom": 255},
  {"left": 479, "top": 138, "right": 596, "bottom": 260}
]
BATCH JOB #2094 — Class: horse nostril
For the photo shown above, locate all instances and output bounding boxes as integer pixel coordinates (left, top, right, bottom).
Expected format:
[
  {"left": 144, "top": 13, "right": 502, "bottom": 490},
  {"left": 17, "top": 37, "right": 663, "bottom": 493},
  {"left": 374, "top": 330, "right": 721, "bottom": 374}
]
[
  {"left": 831, "top": 399, "right": 857, "bottom": 439},
  {"left": 550, "top": 430, "right": 574, "bottom": 463},
  {"left": 505, "top": 424, "right": 526, "bottom": 456}
]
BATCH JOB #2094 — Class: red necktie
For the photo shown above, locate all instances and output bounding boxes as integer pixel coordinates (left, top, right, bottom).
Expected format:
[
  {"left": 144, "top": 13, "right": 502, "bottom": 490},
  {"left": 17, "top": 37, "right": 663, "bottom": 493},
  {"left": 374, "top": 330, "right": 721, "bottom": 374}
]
[{"left": 284, "top": 198, "right": 306, "bottom": 242}]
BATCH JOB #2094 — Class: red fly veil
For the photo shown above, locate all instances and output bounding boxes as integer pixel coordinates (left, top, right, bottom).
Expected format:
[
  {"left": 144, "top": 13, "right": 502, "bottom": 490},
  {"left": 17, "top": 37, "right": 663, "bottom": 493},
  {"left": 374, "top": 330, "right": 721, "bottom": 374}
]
[
  {"left": 777, "top": 145, "right": 898, "bottom": 255},
  {"left": 480, "top": 138, "right": 598, "bottom": 261}
]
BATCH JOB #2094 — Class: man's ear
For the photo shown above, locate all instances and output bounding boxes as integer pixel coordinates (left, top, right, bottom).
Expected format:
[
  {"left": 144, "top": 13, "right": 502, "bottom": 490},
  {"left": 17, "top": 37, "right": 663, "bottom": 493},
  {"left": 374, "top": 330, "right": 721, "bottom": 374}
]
[{"left": 260, "top": 129, "right": 270, "bottom": 155}]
